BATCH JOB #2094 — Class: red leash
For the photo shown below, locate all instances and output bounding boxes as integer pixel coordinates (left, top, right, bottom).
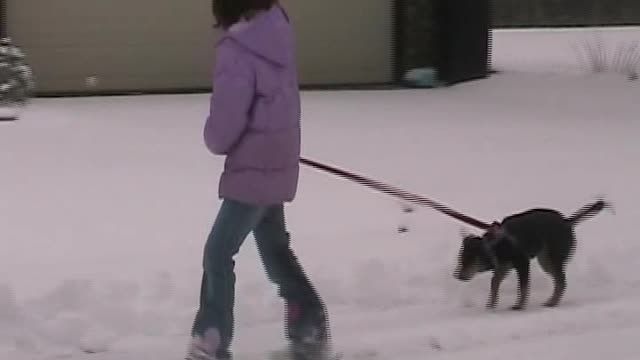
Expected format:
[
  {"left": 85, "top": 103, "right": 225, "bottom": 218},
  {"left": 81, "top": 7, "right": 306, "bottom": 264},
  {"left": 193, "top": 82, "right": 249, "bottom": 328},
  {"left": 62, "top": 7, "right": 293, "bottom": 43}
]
[{"left": 300, "top": 157, "right": 492, "bottom": 230}]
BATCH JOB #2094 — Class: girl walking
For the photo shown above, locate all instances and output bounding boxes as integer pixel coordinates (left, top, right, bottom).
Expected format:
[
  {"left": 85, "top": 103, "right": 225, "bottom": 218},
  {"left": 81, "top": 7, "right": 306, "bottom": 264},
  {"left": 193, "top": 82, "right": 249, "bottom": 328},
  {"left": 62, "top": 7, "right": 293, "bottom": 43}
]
[{"left": 186, "top": 1, "right": 332, "bottom": 359}]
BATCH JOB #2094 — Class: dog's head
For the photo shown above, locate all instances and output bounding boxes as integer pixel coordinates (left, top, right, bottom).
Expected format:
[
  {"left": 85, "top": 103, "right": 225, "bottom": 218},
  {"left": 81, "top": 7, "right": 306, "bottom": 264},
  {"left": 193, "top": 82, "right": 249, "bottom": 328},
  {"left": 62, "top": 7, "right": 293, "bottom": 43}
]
[{"left": 453, "top": 233, "right": 495, "bottom": 281}]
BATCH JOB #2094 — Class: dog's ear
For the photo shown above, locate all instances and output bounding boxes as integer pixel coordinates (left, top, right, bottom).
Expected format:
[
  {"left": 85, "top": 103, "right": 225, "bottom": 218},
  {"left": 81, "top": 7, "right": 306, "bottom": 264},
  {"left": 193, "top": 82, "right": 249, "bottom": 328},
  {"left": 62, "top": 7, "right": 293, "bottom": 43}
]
[
  {"left": 484, "top": 224, "right": 504, "bottom": 246},
  {"left": 460, "top": 228, "right": 480, "bottom": 244}
]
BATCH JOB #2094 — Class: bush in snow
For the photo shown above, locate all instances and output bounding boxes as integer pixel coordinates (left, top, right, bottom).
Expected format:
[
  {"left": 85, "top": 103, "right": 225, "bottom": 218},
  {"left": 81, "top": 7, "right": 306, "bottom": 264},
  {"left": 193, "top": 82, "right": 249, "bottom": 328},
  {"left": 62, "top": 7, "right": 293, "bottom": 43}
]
[
  {"left": 575, "top": 36, "right": 640, "bottom": 81},
  {"left": 0, "top": 37, "right": 35, "bottom": 108}
]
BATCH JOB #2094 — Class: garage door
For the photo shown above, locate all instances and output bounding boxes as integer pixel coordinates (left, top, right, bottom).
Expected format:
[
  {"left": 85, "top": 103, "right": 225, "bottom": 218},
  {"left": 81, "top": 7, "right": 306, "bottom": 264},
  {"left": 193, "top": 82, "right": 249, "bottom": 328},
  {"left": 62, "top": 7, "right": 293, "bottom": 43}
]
[
  {"left": 281, "top": 0, "right": 394, "bottom": 85},
  {"left": 7, "top": 0, "right": 215, "bottom": 94},
  {"left": 8, "top": 0, "right": 393, "bottom": 94}
]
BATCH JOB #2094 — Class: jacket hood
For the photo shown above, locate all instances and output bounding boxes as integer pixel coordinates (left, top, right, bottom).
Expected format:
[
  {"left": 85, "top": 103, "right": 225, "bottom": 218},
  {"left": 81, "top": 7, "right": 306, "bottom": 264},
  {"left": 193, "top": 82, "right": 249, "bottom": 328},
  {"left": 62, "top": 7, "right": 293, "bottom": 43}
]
[{"left": 220, "top": 5, "right": 291, "bottom": 67}]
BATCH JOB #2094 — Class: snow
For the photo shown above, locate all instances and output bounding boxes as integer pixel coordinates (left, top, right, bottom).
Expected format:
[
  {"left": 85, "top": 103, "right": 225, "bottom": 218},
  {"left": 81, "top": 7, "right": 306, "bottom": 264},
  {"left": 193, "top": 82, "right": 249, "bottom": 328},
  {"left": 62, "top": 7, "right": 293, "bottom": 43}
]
[
  {"left": 1, "top": 27, "right": 640, "bottom": 359},
  {"left": 491, "top": 26, "right": 640, "bottom": 76},
  {"left": 0, "top": 107, "right": 18, "bottom": 120}
]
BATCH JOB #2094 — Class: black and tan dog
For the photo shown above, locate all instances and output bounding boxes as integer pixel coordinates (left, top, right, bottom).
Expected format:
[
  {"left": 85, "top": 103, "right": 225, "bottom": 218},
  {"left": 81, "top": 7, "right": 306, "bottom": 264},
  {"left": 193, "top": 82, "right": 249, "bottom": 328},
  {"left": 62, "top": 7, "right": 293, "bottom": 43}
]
[{"left": 454, "top": 200, "right": 611, "bottom": 311}]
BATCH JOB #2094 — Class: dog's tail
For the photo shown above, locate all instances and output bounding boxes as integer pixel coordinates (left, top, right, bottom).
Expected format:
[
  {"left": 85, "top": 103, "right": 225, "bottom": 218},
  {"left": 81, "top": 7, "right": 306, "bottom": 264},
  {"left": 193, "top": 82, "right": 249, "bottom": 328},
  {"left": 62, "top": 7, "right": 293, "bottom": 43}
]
[{"left": 567, "top": 199, "right": 612, "bottom": 226}]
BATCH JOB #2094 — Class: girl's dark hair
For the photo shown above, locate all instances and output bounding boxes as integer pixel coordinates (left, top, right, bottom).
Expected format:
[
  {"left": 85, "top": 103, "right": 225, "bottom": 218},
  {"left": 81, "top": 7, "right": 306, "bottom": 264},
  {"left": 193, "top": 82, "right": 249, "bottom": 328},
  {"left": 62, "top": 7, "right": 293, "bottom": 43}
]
[{"left": 212, "top": 0, "right": 278, "bottom": 29}]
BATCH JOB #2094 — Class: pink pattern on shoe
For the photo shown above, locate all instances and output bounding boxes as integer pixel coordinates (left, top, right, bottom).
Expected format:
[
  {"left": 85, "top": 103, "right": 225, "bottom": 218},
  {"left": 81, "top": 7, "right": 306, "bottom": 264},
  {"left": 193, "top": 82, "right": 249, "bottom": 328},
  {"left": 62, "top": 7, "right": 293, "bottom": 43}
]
[{"left": 187, "top": 328, "right": 221, "bottom": 360}]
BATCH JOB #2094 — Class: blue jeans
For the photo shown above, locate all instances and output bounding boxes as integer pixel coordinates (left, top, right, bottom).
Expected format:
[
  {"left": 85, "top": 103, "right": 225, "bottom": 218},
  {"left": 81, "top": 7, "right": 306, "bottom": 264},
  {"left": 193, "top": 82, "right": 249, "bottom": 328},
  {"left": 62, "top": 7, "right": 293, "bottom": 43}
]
[{"left": 190, "top": 199, "right": 324, "bottom": 355}]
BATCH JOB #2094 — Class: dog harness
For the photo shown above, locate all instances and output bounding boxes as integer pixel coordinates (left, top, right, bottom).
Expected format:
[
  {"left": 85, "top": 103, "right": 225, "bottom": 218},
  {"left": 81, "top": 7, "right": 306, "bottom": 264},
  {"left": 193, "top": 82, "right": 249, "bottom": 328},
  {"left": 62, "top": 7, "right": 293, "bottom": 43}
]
[{"left": 482, "top": 221, "right": 525, "bottom": 267}]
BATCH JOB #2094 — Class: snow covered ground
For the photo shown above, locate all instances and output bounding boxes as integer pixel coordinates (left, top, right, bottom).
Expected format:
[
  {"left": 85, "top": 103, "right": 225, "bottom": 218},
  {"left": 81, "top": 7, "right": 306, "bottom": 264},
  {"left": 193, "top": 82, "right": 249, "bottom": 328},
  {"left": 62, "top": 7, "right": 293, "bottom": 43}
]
[
  {"left": 1, "top": 27, "right": 640, "bottom": 360},
  {"left": 492, "top": 26, "right": 640, "bottom": 76}
]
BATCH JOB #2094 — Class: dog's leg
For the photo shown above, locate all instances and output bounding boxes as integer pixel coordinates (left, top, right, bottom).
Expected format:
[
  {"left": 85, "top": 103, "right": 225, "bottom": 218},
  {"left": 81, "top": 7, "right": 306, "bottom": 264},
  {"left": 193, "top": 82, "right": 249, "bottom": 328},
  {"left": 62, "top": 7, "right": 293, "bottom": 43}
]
[
  {"left": 512, "top": 260, "right": 531, "bottom": 310},
  {"left": 487, "top": 265, "right": 510, "bottom": 310},
  {"left": 537, "top": 247, "right": 552, "bottom": 275},
  {"left": 544, "top": 264, "right": 567, "bottom": 307},
  {"left": 537, "top": 248, "right": 566, "bottom": 307}
]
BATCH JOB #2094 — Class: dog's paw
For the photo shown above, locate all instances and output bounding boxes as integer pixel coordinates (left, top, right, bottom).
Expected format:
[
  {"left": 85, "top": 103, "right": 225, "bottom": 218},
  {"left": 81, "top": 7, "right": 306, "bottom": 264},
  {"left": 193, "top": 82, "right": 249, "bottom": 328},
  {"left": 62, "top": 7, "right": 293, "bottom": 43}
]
[
  {"left": 510, "top": 304, "right": 526, "bottom": 311},
  {"left": 543, "top": 300, "right": 559, "bottom": 308}
]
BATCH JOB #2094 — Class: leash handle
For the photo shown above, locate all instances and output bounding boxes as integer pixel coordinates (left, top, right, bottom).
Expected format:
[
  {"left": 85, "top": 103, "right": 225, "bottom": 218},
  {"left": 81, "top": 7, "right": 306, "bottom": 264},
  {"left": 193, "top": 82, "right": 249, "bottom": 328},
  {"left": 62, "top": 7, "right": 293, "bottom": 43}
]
[{"left": 300, "top": 157, "right": 491, "bottom": 230}]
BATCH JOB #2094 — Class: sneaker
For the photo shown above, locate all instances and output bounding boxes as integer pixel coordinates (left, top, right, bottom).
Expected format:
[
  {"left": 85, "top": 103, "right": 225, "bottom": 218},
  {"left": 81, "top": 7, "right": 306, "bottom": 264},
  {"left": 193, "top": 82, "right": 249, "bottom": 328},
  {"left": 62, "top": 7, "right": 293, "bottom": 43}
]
[
  {"left": 186, "top": 328, "right": 230, "bottom": 360},
  {"left": 286, "top": 301, "right": 331, "bottom": 359},
  {"left": 286, "top": 301, "right": 329, "bottom": 342}
]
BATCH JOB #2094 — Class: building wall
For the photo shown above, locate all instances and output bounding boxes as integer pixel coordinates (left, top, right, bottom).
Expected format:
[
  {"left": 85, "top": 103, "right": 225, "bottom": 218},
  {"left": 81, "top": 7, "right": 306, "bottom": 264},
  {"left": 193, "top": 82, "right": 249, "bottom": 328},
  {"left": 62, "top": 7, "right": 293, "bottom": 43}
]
[
  {"left": 400, "top": 0, "right": 640, "bottom": 71},
  {"left": 5, "top": 0, "right": 638, "bottom": 95},
  {"left": 7, "top": 0, "right": 393, "bottom": 95}
]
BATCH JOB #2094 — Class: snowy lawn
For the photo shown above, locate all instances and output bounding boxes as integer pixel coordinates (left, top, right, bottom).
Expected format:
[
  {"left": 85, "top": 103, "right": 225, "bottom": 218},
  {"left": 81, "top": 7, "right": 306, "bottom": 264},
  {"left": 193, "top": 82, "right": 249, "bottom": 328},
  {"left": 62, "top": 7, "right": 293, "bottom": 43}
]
[{"left": 1, "top": 27, "right": 640, "bottom": 359}]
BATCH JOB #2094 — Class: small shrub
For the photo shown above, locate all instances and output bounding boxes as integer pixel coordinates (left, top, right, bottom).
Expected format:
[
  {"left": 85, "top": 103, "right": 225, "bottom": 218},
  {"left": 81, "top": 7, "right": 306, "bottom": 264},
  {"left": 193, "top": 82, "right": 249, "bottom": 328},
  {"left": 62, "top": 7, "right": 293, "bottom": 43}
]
[
  {"left": 574, "top": 35, "right": 640, "bottom": 81},
  {"left": 0, "top": 37, "right": 35, "bottom": 107}
]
